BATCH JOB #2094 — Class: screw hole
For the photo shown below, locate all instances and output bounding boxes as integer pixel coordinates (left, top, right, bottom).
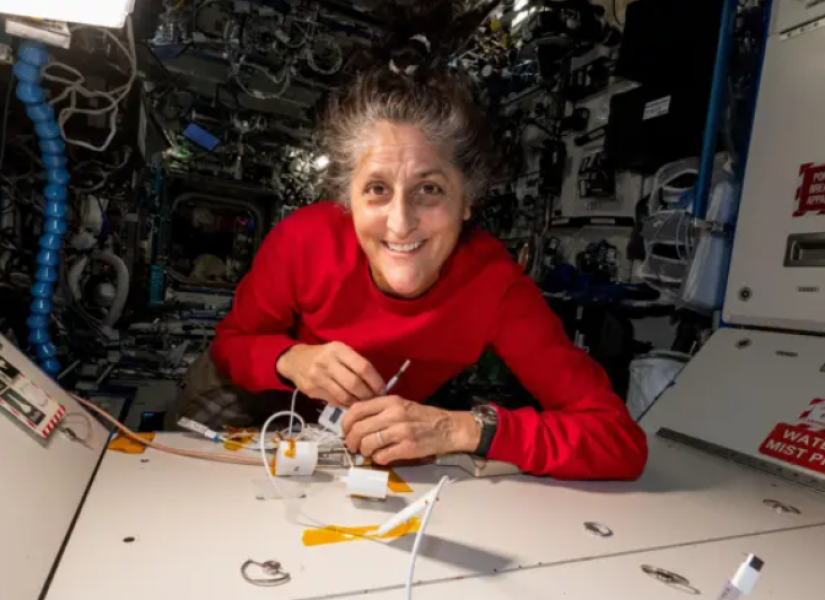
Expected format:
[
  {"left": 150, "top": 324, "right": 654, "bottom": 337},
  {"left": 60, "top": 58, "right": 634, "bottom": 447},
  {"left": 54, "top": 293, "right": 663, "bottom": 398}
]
[
  {"left": 739, "top": 287, "right": 752, "bottom": 301},
  {"left": 736, "top": 338, "right": 751, "bottom": 349},
  {"left": 584, "top": 521, "right": 614, "bottom": 538},
  {"left": 140, "top": 459, "right": 149, "bottom": 463},
  {"left": 123, "top": 536, "right": 136, "bottom": 543}
]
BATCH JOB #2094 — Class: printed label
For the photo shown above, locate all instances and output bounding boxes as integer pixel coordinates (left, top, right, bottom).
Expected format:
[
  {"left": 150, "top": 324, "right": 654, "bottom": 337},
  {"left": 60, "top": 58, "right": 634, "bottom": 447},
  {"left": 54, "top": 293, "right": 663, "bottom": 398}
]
[
  {"left": 642, "top": 96, "right": 671, "bottom": 121},
  {"left": 0, "top": 357, "right": 20, "bottom": 386},
  {"left": 0, "top": 388, "right": 46, "bottom": 425},
  {"left": 759, "top": 398, "right": 825, "bottom": 475},
  {"left": 795, "top": 163, "right": 825, "bottom": 217}
]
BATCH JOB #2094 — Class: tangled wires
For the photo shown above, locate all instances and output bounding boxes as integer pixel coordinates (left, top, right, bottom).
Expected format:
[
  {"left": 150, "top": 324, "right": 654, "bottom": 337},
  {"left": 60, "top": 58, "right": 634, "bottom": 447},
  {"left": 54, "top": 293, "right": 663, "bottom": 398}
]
[{"left": 42, "top": 16, "right": 137, "bottom": 153}]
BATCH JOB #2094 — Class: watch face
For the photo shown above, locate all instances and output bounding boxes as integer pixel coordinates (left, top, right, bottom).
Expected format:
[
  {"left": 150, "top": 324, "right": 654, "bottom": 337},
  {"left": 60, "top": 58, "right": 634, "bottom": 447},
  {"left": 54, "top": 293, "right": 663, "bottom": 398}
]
[{"left": 474, "top": 404, "right": 498, "bottom": 425}]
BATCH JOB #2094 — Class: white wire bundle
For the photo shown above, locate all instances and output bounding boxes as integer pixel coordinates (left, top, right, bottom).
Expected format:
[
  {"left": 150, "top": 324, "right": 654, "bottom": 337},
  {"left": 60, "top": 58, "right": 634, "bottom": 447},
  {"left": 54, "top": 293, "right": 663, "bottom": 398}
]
[
  {"left": 42, "top": 16, "right": 137, "bottom": 153},
  {"left": 255, "top": 389, "right": 449, "bottom": 600},
  {"left": 298, "top": 423, "right": 346, "bottom": 451},
  {"left": 234, "top": 59, "right": 292, "bottom": 100}
]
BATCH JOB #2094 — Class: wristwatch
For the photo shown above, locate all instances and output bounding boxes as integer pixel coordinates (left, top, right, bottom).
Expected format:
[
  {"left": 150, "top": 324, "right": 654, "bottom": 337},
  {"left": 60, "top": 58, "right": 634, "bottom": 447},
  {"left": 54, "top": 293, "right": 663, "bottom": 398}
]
[{"left": 471, "top": 404, "right": 499, "bottom": 458}]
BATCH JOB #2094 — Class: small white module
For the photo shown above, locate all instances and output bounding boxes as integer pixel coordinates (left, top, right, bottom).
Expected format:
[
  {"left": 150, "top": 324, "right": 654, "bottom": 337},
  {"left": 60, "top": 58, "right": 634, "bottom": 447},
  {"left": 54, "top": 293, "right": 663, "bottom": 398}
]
[
  {"left": 318, "top": 404, "right": 346, "bottom": 436},
  {"left": 0, "top": 355, "right": 66, "bottom": 439}
]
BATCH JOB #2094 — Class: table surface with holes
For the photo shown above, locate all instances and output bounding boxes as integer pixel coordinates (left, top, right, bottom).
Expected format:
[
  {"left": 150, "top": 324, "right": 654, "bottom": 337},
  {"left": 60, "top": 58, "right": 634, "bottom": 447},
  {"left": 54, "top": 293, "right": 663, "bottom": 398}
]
[{"left": 45, "top": 433, "right": 825, "bottom": 600}]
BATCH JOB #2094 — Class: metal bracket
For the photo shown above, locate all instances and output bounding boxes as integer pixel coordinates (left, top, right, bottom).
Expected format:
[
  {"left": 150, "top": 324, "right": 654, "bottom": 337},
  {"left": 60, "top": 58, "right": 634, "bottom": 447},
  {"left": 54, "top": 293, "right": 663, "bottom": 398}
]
[{"left": 240, "top": 559, "right": 291, "bottom": 587}]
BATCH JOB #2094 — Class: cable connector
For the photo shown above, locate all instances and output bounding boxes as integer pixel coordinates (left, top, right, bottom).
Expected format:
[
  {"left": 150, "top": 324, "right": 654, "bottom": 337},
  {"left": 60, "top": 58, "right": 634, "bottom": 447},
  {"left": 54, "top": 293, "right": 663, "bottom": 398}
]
[
  {"left": 716, "top": 554, "right": 764, "bottom": 600},
  {"left": 177, "top": 417, "right": 221, "bottom": 443}
]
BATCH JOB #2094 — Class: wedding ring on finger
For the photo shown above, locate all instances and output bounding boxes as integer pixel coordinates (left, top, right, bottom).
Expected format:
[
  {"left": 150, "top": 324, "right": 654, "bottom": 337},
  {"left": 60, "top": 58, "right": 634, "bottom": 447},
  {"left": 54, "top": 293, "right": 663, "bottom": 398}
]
[{"left": 376, "top": 429, "right": 385, "bottom": 447}]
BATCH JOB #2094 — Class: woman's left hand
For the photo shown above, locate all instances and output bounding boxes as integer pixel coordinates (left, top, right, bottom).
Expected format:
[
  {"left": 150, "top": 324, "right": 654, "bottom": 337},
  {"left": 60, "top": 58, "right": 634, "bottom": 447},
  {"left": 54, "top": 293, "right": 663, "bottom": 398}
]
[{"left": 342, "top": 396, "right": 481, "bottom": 465}]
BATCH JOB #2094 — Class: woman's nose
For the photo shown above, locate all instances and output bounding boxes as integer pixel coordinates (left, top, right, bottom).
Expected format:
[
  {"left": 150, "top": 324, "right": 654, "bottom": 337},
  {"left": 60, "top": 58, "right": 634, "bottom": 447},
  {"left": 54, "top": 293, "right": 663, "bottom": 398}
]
[{"left": 387, "top": 193, "right": 417, "bottom": 239}]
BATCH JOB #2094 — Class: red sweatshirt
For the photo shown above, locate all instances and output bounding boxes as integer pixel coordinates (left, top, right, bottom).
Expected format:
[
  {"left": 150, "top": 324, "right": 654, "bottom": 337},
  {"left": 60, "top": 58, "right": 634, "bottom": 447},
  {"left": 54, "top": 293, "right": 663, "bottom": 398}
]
[{"left": 212, "top": 202, "right": 648, "bottom": 479}]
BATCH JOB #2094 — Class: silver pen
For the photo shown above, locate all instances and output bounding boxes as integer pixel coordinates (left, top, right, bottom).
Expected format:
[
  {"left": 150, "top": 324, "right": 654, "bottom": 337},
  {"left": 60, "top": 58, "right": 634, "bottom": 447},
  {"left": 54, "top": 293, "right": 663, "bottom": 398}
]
[{"left": 382, "top": 359, "right": 411, "bottom": 395}]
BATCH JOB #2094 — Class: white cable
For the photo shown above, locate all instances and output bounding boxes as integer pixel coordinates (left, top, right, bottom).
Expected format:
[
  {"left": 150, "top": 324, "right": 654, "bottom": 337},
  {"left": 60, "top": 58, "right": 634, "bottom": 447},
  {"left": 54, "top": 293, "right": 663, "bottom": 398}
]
[
  {"left": 715, "top": 554, "right": 763, "bottom": 600},
  {"left": 260, "top": 412, "right": 292, "bottom": 500},
  {"left": 95, "top": 250, "right": 130, "bottom": 327},
  {"left": 288, "top": 388, "right": 298, "bottom": 434},
  {"left": 234, "top": 60, "right": 292, "bottom": 100},
  {"left": 406, "top": 476, "right": 450, "bottom": 600},
  {"left": 259, "top": 390, "right": 306, "bottom": 499},
  {"left": 269, "top": 409, "right": 306, "bottom": 438},
  {"left": 42, "top": 16, "right": 137, "bottom": 152}
]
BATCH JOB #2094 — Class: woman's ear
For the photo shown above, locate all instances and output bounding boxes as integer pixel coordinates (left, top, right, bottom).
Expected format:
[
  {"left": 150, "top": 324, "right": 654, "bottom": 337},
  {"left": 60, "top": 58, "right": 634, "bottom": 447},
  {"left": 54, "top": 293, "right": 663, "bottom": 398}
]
[{"left": 463, "top": 201, "right": 472, "bottom": 221}]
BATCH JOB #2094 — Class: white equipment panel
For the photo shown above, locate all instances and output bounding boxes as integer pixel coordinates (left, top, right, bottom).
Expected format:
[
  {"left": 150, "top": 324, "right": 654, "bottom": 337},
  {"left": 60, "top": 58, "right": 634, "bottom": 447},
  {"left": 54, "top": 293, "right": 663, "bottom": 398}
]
[
  {"left": 642, "top": 327, "right": 825, "bottom": 487},
  {"left": 46, "top": 432, "right": 825, "bottom": 600},
  {"left": 361, "top": 525, "right": 825, "bottom": 600},
  {"left": 0, "top": 335, "right": 109, "bottom": 600},
  {"left": 773, "top": 0, "right": 825, "bottom": 34},
  {"left": 724, "top": 6, "right": 825, "bottom": 333}
]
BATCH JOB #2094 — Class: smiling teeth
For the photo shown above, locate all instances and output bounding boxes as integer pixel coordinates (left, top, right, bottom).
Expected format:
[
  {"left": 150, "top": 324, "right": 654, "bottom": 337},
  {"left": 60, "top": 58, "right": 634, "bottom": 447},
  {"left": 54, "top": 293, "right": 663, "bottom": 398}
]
[{"left": 386, "top": 241, "right": 423, "bottom": 253}]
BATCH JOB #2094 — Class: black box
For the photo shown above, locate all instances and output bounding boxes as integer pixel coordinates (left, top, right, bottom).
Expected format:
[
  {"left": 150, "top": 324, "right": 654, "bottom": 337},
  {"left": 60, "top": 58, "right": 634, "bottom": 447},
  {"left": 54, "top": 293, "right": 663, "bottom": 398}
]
[
  {"left": 616, "top": 0, "right": 724, "bottom": 89},
  {"left": 605, "top": 85, "right": 710, "bottom": 172}
]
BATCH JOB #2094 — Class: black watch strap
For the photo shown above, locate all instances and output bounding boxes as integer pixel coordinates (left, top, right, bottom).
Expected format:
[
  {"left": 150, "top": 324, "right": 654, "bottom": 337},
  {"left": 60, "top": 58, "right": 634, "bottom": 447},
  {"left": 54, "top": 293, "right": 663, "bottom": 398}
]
[{"left": 473, "top": 405, "right": 498, "bottom": 458}]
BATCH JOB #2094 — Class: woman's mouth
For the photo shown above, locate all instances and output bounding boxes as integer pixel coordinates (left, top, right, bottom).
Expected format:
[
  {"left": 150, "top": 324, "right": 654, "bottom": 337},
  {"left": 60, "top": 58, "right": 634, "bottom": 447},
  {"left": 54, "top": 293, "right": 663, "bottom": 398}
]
[{"left": 383, "top": 240, "right": 425, "bottom": 255}]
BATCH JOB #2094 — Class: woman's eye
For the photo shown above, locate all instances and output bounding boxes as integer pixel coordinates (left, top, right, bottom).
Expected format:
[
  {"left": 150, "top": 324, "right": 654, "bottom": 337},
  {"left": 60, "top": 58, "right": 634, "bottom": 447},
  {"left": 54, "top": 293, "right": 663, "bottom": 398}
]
[
  {"left": 419, "top": 183, "right": 443, "bottom": 195},
  {"left": 365, "top": 183, "right": 388, "bottom": 196}
]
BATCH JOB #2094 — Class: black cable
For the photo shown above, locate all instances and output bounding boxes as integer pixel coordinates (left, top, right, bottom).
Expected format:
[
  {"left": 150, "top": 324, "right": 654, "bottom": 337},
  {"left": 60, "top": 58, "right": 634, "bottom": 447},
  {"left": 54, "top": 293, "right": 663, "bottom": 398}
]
[{"left": 0, "top": 73, "right": 16, "bottom": 176}]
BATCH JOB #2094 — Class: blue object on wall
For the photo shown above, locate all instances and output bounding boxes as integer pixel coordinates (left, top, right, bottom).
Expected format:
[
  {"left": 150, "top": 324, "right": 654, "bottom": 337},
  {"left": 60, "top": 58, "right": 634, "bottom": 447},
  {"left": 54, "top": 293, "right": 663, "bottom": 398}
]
[
  {"left": 16, "top": 41, "right": 69, "bottom": 376},
  {"left": 694, "top": 0, "right": 738, "bottom": 220},
  {"left": 183, "top": 122, "right": 221, "bottom": 152}
]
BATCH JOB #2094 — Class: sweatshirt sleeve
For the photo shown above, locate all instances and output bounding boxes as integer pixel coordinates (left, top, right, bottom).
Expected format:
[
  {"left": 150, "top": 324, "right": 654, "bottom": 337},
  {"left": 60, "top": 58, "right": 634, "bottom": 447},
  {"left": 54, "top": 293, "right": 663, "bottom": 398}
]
[
  {"left": 210, "top": 221, "right": 301, "bottom": 393},
  {"left": 487, "top": 275, "right": 648, "bottom": 480}
]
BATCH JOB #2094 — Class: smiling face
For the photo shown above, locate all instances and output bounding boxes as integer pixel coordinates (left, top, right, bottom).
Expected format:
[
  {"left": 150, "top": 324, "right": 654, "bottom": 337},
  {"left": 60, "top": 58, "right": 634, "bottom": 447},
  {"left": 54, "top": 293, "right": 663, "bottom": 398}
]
[{"left": 349, "top": 121, "right": 471, "bottom": 299}]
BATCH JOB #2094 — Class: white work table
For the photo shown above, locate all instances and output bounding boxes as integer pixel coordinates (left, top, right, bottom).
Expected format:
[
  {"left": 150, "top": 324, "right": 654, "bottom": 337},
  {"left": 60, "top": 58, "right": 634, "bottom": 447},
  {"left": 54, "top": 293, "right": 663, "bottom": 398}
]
[{"left": 45, "top": 432, "right": 825, "bottom": 600}]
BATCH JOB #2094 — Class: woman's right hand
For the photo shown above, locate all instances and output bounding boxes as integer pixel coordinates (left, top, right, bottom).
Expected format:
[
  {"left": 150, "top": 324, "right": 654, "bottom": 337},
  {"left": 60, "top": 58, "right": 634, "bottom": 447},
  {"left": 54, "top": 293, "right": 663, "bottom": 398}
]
[{"left": 276, "top": 342, "right": 386, "bottom": 407}]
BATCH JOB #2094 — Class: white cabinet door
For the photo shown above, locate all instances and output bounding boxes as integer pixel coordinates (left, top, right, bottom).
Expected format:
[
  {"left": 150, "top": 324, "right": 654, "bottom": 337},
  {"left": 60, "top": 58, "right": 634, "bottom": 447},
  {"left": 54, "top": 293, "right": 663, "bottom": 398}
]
[{"left": 0, "top": 335, "right": 108, "bottom": 600}]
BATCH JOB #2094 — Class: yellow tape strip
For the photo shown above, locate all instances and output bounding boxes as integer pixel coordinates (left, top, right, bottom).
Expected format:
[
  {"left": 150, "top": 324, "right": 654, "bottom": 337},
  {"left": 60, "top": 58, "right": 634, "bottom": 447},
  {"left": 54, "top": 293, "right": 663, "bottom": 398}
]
[
  {"left": 223, "top": 434, "right": 253, "bottom": 452},
  {"left": 302, "top": 517, "right": 421, "bottom": 547},
  {"left": 285, "top": 439, "right": 297, "bottom": 458},
  {"left": 386, "top": 468, "right": 413, "bottom": 493},
  {"left": 108, "top": 432, "right": 155, "bottom": 454}
]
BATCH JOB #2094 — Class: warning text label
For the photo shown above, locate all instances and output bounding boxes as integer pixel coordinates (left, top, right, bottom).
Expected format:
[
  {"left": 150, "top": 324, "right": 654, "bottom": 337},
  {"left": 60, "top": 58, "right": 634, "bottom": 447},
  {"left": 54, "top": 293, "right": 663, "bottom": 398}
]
[
  {"left": 796, "top": 163, "right": 825, "bottom": 217},
  {"left": 759, "top": 423, "right": 825, "bottom": 475}
]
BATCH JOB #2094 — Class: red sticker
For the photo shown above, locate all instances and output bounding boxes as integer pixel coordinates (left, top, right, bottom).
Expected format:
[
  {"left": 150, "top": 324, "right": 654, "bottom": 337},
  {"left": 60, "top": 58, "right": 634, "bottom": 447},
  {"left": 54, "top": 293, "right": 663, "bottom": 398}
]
[
  {"left": 759, "top": 398, "right": 825, "bottom": 475},
  {"left": 759, "top": 423, "right": 825, "bottom": 475},
  {"left": 795, "top": 163, "right": 825, "bottom": 217}
]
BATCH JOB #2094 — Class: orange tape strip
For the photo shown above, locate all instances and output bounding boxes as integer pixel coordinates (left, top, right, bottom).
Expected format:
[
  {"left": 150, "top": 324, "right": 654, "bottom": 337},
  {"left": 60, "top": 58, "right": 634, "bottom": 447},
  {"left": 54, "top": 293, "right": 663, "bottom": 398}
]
[
  {"left": 223, "top": 434, "right": 253, "bottom": 452},
  {"left": 302, "top": 517, "right": 421, "bottom": 547},
  {"left": 285, "top": 439, "right": 296, "bottom": 458},
  {"left": 386, "top": 468, "right": 412, "bottom": 493},
  {"left": 108, "top": 432, "right": 156, "bottom": 454}
]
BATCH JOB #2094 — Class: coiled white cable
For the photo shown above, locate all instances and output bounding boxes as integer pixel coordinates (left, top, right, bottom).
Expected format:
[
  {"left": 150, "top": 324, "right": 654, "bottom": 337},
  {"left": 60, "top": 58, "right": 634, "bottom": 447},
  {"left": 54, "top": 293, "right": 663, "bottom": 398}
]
[{"left": 42, "top": 16, "right": 137, "bottom": 152}]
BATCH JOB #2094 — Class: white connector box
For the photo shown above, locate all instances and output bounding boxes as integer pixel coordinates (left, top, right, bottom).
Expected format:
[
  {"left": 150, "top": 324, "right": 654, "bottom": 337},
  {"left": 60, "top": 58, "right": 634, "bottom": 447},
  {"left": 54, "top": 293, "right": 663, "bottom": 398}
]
[{"left": 0, "top": 355, "right": 65, "bottom": 438}]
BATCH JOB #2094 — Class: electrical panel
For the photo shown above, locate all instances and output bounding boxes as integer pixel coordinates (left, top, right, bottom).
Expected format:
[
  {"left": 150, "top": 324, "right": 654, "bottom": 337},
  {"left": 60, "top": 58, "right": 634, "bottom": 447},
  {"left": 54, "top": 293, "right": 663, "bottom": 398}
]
[
  {"left": 724, "top": 18, "right": 825, "bottom": 333},
  {"left": 773, "top": 0, "right": 825, "bottom": 35}
]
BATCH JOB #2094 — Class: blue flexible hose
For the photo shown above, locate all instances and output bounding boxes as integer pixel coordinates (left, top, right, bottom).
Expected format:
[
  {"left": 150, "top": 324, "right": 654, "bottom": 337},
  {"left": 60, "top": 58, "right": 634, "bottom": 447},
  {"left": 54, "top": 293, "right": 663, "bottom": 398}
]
[{"left": 14, "top": 41, "right": 69, "bottom": 376}]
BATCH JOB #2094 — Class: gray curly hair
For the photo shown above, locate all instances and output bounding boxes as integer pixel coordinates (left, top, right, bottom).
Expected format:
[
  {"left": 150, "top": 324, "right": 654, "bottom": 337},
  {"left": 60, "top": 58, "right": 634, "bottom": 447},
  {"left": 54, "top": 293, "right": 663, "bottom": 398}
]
[{"left": 319, "top": 66, "right": 493, "bottom": 207}]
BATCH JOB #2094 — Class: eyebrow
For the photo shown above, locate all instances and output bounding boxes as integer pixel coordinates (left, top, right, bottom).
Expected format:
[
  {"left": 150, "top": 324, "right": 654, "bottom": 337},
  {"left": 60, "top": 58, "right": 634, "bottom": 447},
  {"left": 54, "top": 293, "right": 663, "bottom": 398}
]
[
  {"left": 414, "top": 168, "right": 448, "bottom": 179},
  {"left": 362, "top": 168, "right": 449, "bottom": 181}
]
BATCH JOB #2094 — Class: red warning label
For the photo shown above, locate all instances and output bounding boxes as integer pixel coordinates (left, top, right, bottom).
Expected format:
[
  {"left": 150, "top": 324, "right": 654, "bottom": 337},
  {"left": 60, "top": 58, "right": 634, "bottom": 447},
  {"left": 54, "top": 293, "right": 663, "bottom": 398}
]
[
  {"left": 759, "top": 398, "right": 825, "bottom": 475},
  {"left": 795, "top": 163, "right": 825, "bottom": 217},
  {"left": 759, "top": 423, "right": 825, "bottom": 475}
]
